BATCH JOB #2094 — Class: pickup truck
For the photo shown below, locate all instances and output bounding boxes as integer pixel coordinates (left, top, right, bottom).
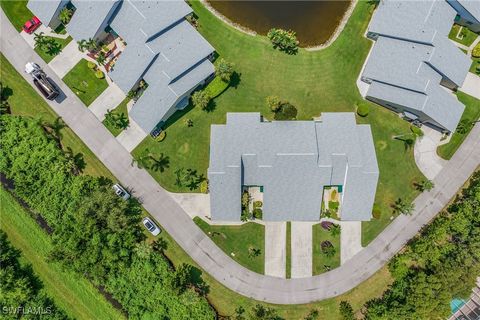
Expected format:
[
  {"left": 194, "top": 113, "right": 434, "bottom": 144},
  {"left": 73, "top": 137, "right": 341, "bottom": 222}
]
[{"left": 25, "top": 62, "right": 59, "bottom": 100}]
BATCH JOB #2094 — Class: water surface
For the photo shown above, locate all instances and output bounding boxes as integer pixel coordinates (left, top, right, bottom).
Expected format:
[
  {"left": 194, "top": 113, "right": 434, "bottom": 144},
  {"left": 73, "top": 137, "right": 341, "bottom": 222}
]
[{"left": 208, "top": 1, "right": 352, "bottom": 47}]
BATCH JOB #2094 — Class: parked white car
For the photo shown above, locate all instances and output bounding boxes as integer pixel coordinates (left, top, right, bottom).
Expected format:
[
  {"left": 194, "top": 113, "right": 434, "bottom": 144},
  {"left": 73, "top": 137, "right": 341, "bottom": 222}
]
[
  {"left": 112, "top": 183, "right": 130, "bottom": 200},
  {"left": 142, "top": 217, "right": 161, "bottom": 236}
]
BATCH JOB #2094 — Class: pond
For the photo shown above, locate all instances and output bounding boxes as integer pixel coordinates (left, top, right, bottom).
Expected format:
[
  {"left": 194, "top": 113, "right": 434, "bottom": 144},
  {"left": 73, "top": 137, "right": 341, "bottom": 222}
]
[{"left": 207, "top": 1, "right": 352, "bottom": 47}]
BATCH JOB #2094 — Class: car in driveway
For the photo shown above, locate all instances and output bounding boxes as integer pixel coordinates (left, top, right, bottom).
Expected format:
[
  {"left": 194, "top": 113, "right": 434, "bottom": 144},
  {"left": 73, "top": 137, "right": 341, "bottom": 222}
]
[
  {"left": 142, "top": 217, "right": 161, "bottom": 236},
  {"left": 112, "top": 183, "right": 130, "bottom": 200},
  {"left": 25, "top": 62, "right": 59, "bottom": 100},
  {"left": 23, "top": 16, "right": 41, "bottom": 34}
]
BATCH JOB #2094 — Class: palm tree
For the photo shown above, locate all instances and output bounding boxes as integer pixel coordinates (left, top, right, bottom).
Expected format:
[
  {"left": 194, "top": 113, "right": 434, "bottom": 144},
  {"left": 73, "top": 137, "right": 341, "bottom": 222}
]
[
  {"left": 45, "top": 38, "right": 62, "bottom": 56},
  {"left": 59, "top": 7, "right": 73, "bottom": 24},
  {"left": 86, "top": 38, "right": 98, "bottom": 52},
  {"left": 33, "top": 32, "right": 47, "bottom": 49},
  {"left": 416, "top": 179, "right": 434, "bottom": 192},
  {"left": 116, "top": 113, "right": 129, "bottom": 129},
  {"left": 330, "top": 224, "right": 341, "bottom": 237},
  {"left": 149, "top": 153, "right": 170, "bottom": 172},
  {"left": 393, "top": 133, "right": 416, "bottom": 150},
  {"left": 96, "top": 51, "right": 106, "bottom": 66},
  {"left": 77, "top": 39, "right": 88, "bottom": 52},
  {"left": 0, "top": 82, "right": 11, "bottom": 115},
  {"left": 41, "top": 117, "right": 65, "bottom": 147},
  {"left": 392, "top": 198, "right": 415, "bottom": 215}
]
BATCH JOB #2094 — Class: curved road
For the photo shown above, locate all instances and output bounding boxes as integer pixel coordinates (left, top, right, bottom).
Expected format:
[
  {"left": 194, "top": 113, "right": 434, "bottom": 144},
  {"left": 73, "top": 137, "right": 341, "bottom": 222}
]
[{"left": 2, "top": 8, "right": 479, "bottom": 305}]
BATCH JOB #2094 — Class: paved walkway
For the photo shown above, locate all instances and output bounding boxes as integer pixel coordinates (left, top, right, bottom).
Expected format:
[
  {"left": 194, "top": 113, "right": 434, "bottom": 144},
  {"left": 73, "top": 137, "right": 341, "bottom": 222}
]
[
  {"left": 89, "top": 83, "right": 126, "bottom": 121},
  {"left": 3, "top": 9, "right": 480, "bottom": 304},
  {"left": 48, "top": 41, "right": 84, "bottom": 78},
  {"left": 116, "top": 118, "right": 148, "bottom": 152},
  {"left": 414, "top": 126, "right": 448, "bottom": 180},
  {"left": 264, "top": 222, "right": 286, "bottom": 278},
  {"left": 291, "top": 222, "right": 313, "bottom": 278},
  {"left": 168, "top": 192, "right": 210, "bottom": 219},
  {"left": 460, "top": 72, "right": 480, "bottom": 100},
  {"left": 340, "top": 221, "right": 363, "bottom": 265}
]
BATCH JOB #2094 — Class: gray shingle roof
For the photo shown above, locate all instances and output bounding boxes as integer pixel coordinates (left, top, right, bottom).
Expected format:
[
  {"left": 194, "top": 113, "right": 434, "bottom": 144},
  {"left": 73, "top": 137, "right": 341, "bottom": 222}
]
[
  {"left": 67, "top": 0, "right": 120, "bottom": 40},
  {"left": 362, "top": 0, "right": 471, "bottom": 132},
  {"left": 369, "top": 0, "right": 456, "bottom": 43},
  {"left": 456, "top": 0, "right": 480, "bottom": 21},
  {"left": 27, "top": 0, "right": 64, "bottom": 25},
  {"left": 109, "top": 0, "right": 192, "bottom": 44},
  {"left": 128, "top": 57, "right": 214, "bottom": 133},
  {"left": 208, "top": 113, "right": 379, "bottom": 222}
]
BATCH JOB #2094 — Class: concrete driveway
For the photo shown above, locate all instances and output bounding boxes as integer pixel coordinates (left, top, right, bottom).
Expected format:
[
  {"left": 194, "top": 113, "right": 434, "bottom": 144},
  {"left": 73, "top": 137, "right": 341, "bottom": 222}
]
[
  {"left": 116, "top": 118, "right": 148, "bottom": 152},
  {"left": 168, "top": 192, "right": 210, "bottom": 219},
  {"left": 265, "top": 222, "right": 286, "bottom": 278},
  {"left": 414, "top": 126, "right": 448, "bottom": 180},
  {"left": 48, "top": 41, "right": 84, "bottom": 78},
  {"left": 89, "top": 83, "right": 125, "bottom": 121},
  {"left": 290, "top": 222, "right": 313, "bottom": 278},
  {"left": 460, "top": 72, "right": 480, "bottom": 100},
  {"left": 340, "top": 221, "right": 363, "bottom": 265}
]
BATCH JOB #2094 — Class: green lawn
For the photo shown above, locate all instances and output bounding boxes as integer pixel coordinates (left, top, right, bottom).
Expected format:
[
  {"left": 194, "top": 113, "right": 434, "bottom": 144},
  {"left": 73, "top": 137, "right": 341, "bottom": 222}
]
[
  {"left": 312, "top": 223, "right": 340, "bottom": 275},
  {"left": 437, "top": 92, "right": 480, "bottom": 160},
  {"left": 161, "top": 217, "right": 392, "bottom": 319},
  {"left": 62, "top": 59, "right": 108, "bottom": 106},
  {"left": 34, "top": 36, "right": 73, "bottom": 63},
  {"left": 286, "top": 222, "right": 292, "bottom": 279},
  {"left": 448, "top": 24, "right": 479, "bottom": 47},
  {"left": 134, "top": 1, "right": 424, "bottom": 244},
  {"left": 0, "top": 0, "right": 32, "bottom": 31},
  {"left": 0, "top": 188, "right": 124, "bottom": 320},
  {"left": 194, "top": 217, "right": 265, "bottom": 274},
  {"left": 0, "top": 54, "right": 114, "bottom": 179},
  {"left": 470, "top": 57, "right": 480, "bottom": 74},
  {"left": 102, "top": 97, "right": 130, "bottom": 137}
]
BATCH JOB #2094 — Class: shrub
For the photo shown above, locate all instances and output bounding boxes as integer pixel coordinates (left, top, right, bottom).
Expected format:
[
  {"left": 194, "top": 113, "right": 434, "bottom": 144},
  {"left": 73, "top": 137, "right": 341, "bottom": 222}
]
[
  {"left": 472, "top": 43, "right": 480, "bottom": 58},
  {"left": 191, "top": 90, "right": 211, "bottom": 110},
  {"left": 252, "top": 208, "right": 263, "bottom": 219},
  {"left": 215, "top": 58, "right": 234, "bottom": 82},
  {"left": 321, "top": 221, "right": 333, "bottom": 230},
  {"left": 184, "top": 118, "right": 193, "bottom": 127},
  {"left": 331, "top": 189, "right": 337, "bottom": 200},
  {"left": 267, "top": 28, "right": 299, "bottom": 54},
  {"left": 95, "top": 70, "right": 104, "bottom": 79},
  {"left": 156, "top": 131, "right": 166, "bottom": 142},
  {"left": 356, "top": 103, "right": 369, "bottom": 117},
  {"left": 253, "top": 200, "right": 263, "bottom": 209},
  {"left": 200, "top": 180, "right": 208, "bottom": 193},
  {"left": 410, "top": 125, "right": 424, "bottom": 136},
  {"left": 241, "top": 191, "right": 250, "bottom": 209},
  {"left": 372, "top": 204, "right": 382, "bottom": 219},
  {"left": 329, "top": 200, "right": 339, "bottom": 212},
  {"left": 274, "top": 102, "right": 297, "bottom": 120},
  {"left": 204, "top": 77, "right": 228, "bottom": 99},
  {"left": 87, "top": 61, "right": 96, "bottom": 69},
  {"left": 266, "top": 95, "right": 282, "bottom": 113}
]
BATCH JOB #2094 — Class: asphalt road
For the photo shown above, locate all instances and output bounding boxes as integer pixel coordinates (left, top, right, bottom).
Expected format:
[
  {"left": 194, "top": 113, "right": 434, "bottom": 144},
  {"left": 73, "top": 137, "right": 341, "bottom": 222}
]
[{"left": 2, "top": 9, "right": 479, "bottom": 304}]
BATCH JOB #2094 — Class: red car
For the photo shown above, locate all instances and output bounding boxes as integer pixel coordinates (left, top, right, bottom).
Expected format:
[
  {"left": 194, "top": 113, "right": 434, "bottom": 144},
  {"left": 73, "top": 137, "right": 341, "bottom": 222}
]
[{"left": 23, "top": 16, "right": 41, "bottom": 34}]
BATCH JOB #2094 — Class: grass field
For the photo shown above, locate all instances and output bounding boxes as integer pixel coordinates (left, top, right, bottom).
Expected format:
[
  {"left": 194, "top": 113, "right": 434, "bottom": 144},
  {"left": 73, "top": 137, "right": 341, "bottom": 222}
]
[
  {"left": 133, "top": 1, "right": 424, "bottom": 243},
  {"left": 62, "top": 59, "right": 108, "bottom": 106},
  {"left": 103, "top": 97, "right": 130, "bottom": 137},
  {"left": 448, "top": 24, "right": 479, "bottom": 47},
  {"left": 437, "top": 92, "right": 480, "bottom": 160},
  {"left": 34, "top": 36, "right": 73, "bottom": 63},
  {"left": 194, "top": 217, "right": 265, "bottom": 274},
  {"left": 0, "top": 54, "right": 114, "bottom": 179},
  {"left": 0, "top": 188, "right": 124, "bottom": 320},
  {"left": 0, "top": 0, "right": 32, "bottom": 31},
  {"left": 312, "top": 223, "right": 341, "bottom": 275}
]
